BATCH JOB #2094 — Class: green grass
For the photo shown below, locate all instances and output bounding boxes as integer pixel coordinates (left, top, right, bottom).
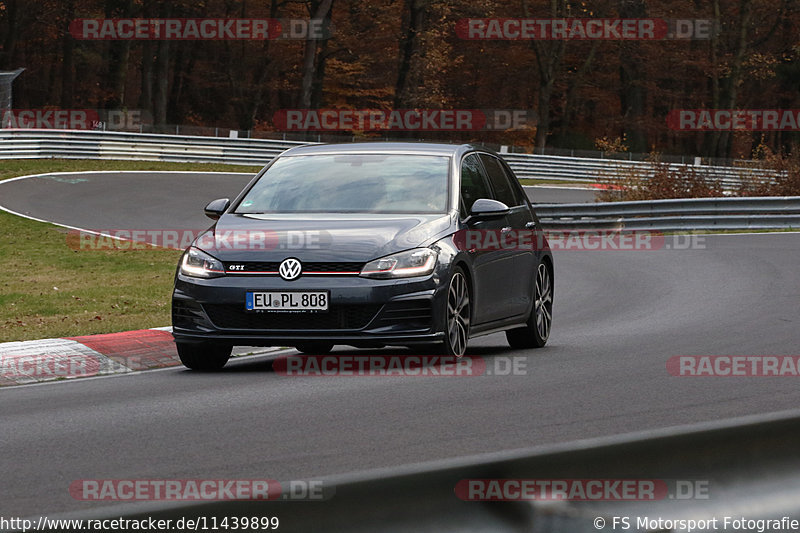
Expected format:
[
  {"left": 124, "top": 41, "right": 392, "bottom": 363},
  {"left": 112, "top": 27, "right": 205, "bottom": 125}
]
[
  {"left": 0, "top": 159, "right": 261, "bottom": 342},
  {"left": 0, "top": 158, "right": 262, "bottom": 181}
]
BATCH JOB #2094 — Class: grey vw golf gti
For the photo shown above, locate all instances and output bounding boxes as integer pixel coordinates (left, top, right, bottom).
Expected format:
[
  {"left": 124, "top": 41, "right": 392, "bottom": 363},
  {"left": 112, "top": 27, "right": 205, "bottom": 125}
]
[{"left": 172, "top": 143, "right": 553, "bottom": 370}]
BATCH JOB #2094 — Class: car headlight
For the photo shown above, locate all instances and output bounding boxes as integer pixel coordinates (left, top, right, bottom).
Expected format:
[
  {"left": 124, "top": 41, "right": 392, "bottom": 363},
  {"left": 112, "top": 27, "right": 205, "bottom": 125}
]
[
  {"left": 360, "top": 248, "right": 437, "bottom": 279},
  {"left": 180, "top": 247, "right": 225, "bottom": 278}
]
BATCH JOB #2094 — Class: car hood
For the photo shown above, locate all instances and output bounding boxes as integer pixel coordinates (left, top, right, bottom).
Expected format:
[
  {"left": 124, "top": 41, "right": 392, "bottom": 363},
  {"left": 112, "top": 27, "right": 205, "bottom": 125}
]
[{"left": 194, "top": 213, "right": 455, "bottom": 262}]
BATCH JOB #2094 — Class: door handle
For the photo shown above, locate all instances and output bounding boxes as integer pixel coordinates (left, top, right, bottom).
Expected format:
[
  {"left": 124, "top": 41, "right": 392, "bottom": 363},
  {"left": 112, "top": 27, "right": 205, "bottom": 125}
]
[
  {"left": 500, "top": 226, "right": 512, "bottom": 233},
  {"left": 525, "top": 222, "right": 537, "bottom": 229}
]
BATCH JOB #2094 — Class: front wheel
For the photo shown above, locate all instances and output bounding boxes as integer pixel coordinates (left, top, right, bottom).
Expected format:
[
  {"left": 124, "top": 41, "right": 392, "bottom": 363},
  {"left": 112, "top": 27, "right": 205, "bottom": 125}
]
[
  {"left": 506, "top": 261, "right": 552, "bottom": 349},
  {"left": 295, "top": 342, "right": 334, "bottom": 354},
  {"left": 436, "top": 267, "right": 471, "bottom": 357},
  {"left": 177, "top": 342, "right": 232, "bottom": 371}
]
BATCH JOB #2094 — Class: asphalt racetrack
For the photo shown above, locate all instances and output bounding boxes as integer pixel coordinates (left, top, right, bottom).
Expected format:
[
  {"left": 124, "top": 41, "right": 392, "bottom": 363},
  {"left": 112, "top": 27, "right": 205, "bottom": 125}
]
[
  {"left": 0, "top": 171, "right": 597, "bottom": 232},
  {"left": 1, "top": 172, "right": 798, "bottom": 517}
]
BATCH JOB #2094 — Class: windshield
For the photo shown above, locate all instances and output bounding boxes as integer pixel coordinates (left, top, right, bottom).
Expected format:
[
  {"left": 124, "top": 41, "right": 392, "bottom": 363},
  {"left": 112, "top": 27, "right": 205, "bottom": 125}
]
[{"left": 235, "top": 154, "right": 450, "bottom": 214}]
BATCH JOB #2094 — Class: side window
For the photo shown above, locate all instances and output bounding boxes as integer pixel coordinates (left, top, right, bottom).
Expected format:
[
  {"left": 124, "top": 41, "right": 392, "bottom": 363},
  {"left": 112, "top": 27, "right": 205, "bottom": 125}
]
[
  {"left": 499, "top": 159, "right": 529, "bottom": 207},
  {"left": 460, "top": 154, "right": 493, "bottom": 214},
  {"left": 480, "top": 154, "right": 521, "bottom": 207}
]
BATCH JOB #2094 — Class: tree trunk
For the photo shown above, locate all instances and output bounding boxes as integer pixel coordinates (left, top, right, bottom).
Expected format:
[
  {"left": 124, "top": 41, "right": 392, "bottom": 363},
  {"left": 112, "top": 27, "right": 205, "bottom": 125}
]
[
  {"left": 299, "top": 0, "right": 334, "bottom": 108},
  {"left": 617, "top": 0, "right": 648, "bottom": 153},
  {"left": 106, "top": 0, "right": 134, "bottom": 108},
  {"left": 60, "top": 0, "right": 76, "bottom": 109},
  {"left": 311, "top": 38, "right": 330, "bottom": 109},
  {"left": 0, "top": 0, "right": 19, "bottom": 70},
  {"left": 153, "top": 3, "right": 172, "bottom": 127},
  {"left": 246, "top": 0, "right": 280, "bottom": 127},
  {"left": 556, "top": 42, "right": 598, "bottom": 146},
  {"left": 394, "top": 0, "right": 425, "bottom": 107},
  {"left": 717, "top": 0, "right": 753, "bottom": 158},
  {"left": 525, "top": 0, "right": 567, "bottom": 150},
  {"left": 137, "top": 0, "right": 157, "bottom": 119},
  {"left": 153, "top": 39, "right": 170, "bottom": 127},
  {"left": 139, "top": 40, "right": 154, "bottom": 116},
  {"left": 702, "top": 0, "right": 722, "bottom": 159}
]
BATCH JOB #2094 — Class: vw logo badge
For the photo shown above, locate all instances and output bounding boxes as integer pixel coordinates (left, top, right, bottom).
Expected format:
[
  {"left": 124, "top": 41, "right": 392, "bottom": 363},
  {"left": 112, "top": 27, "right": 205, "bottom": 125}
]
[{"left": 279, "top": 258, "right": 302, "bottom": 281}]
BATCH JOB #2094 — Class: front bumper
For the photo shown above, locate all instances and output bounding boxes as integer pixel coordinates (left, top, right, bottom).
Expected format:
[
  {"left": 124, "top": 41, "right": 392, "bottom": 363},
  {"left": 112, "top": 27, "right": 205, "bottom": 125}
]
[{"left": 172, "top": 272, "right": 447, "bottom": 347}]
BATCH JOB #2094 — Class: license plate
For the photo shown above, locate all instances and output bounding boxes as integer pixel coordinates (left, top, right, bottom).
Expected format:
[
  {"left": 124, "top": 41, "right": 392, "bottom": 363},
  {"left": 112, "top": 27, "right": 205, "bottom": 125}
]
[{"left": 246, "top": 291, "right": 328, "bottom": 311}]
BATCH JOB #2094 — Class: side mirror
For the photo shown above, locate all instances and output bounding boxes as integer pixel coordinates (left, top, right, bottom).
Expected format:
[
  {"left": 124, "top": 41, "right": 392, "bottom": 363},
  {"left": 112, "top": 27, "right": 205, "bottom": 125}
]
[
  {"left": 204, "top": 198, "right": 230, "bottom": 220},
  {"left": 469, "top": 198, "right": 510, "bottom": 220}
]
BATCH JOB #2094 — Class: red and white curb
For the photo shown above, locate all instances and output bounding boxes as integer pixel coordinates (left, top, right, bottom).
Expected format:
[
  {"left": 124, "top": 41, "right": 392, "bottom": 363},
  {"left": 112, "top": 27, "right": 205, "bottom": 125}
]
[{"left": 0, "top": 327, "right": 179, "bottom": 386}]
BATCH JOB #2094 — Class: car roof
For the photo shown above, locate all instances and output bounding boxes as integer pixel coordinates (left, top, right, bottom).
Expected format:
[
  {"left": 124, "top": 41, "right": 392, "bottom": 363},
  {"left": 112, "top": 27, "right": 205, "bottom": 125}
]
[{"left": 279, "top": 142, "right": 490, "bottom": 157}]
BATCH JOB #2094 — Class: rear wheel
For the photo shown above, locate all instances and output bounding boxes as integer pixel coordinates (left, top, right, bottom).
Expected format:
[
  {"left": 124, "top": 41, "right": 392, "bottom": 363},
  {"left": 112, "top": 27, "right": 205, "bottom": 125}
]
[
  {"left": 177, "top": 343, "right": 232, "bottom": 371},
  {"left": 506, "top": 261, "right": 552, "bottom": 349},
  {"left": 295, "top": 342, "right": 334, "bottom": 354}
]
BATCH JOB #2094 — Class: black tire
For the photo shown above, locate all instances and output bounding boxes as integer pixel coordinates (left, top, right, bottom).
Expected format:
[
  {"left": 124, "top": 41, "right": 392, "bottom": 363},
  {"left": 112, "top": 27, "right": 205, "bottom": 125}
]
[
  {"left": 295, "top": 342, "right": 334, "bottom": 354},
  {"left": 433, "top": 266, "right": 471, "bottom": 357},
  {"left": 406, "top": 343, "right": 439, "bottom": 355},
  {"left": 506, "top": 261, "right": 553, "bottom": 349},
  {"left": 177, "top": 342, "right": 232, "bottom": 371}
]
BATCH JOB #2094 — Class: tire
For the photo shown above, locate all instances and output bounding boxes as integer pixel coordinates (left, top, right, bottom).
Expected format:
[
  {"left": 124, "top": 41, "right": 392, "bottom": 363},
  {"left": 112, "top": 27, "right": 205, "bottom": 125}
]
[
  {"left": 506, "top": 261, "right": 553, "bottom": 349},
  {"left": 295, "top": 342, "right": 334, "bottom": 354},
  {"left": 177, "top": 342, "right": 232, "bottom": 371},
  {"left": 435, "top": 266, "right": 471, "bottom": 357},
  {"left": 406, "top": 343, "right": 439, "bottom": 354}
]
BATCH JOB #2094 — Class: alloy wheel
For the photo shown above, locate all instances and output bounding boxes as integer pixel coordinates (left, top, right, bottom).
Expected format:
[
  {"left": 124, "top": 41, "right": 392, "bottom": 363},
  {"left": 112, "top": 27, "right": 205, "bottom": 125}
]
[
  {"left": 447, "top": 271, "right": 470, "bottom": 356},
  {"left": 534, "top": 263, "right": 552, "bottom": 342}
]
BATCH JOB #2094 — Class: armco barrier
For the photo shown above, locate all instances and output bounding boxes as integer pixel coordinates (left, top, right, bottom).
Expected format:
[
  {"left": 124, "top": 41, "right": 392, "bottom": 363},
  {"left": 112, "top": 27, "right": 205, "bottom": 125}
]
[
  {"left": 0, "top": 129, "right": 776, "bottom": 190},
  {"left": 503, "top": 152, "right": 777, "bottom": 190},
  {"left": 534, "top": 196, "right": 800, "bottom": 231},
  {"left": 36, "top": 409, "right": 800, "bottom": 532},
  {"left": 0, "top": 129, "right": 306, "bottom": 166}
]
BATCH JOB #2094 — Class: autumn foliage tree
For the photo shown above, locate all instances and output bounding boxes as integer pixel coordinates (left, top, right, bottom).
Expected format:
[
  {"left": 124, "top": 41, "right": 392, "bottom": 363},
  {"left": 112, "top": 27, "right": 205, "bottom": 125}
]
[{"left": 0, "top": 0, "right": 797, "bottom": 158}]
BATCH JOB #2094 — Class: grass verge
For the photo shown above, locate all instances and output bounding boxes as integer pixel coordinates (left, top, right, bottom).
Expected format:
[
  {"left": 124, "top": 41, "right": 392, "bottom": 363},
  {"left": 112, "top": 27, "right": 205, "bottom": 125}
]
[
  {"left": 0, "top": 158, "right": 262, "bottom": 181},
  {"left": 0, "top": 159, "right": 258, "bottom": 342}
]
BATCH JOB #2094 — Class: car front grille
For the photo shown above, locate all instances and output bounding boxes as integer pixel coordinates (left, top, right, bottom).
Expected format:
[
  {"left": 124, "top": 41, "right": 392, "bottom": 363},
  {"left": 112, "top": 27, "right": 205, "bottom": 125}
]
[
  {"left": 202, "top": 303, "right": 381, "bottom": 330},
  {"left": 223, "top": 262, "right": 365, "bottom": 275}
]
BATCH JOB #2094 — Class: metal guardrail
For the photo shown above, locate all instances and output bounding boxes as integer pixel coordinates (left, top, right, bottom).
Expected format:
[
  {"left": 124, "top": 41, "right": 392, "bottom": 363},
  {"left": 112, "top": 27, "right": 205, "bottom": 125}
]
[
  {"left": 502, "top": 152, "right": 776, "bottom": 190},
  {"left": 534, "top": 196, "right": 800, "bottom": 231},
  {"left": 38, "top": 409, "right": 800, "bottom": 532},
  {"left": 0, "top": 129, "right": 776, "bottom": 190},
  {"left": 0, "top": 130, "right": 792, "bottom": 232},
  {"left": 0, "top": 129, "right": 307, "bottom": 166}
]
